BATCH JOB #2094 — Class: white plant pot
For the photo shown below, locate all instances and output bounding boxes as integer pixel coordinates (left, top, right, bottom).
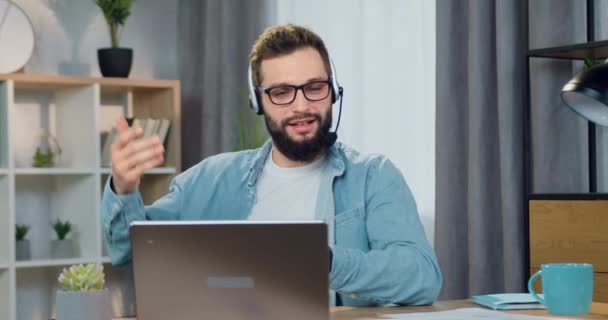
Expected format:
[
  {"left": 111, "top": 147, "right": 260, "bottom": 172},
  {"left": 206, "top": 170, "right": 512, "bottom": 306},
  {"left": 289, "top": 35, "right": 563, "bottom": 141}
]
[
  {"left": 51, "top": 239, "right": 75, "bottom": 259},
  {"left": 15, "top": 240, "right": 30, "bottom": 260},
  {"left": 55, "top": 289, "right": 111, "bottom": 320}
]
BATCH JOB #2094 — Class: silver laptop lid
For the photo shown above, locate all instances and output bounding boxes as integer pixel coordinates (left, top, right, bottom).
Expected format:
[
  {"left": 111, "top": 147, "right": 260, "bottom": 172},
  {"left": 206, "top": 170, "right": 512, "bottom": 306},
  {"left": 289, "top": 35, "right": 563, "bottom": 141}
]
[{"left": 130, "top": 220, "right": 329, "bottom": 320}]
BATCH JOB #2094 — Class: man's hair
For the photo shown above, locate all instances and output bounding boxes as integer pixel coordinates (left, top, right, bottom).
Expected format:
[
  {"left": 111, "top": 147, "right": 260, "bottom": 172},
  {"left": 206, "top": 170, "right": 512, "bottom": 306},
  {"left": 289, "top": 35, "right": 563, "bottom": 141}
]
[{"left": 249, "top": 24, "right": 331, "bottom": 88}]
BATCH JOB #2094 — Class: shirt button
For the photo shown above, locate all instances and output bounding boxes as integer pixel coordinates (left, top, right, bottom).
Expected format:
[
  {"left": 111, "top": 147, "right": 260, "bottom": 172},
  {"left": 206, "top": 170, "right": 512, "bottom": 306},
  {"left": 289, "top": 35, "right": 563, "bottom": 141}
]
[{"left": 113, "top": 203, "right": 121, "bottom": 211}]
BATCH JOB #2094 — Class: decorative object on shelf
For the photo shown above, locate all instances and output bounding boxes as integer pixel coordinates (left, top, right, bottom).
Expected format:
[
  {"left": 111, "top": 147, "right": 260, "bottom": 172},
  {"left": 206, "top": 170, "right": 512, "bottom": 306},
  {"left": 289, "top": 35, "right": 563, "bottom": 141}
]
[
  {"left": 561, "top": 58, "right": 608, "bottom": 126},
  {"left": 0, "top": 0, "right": 35, "bottom": 73},
  {"left": 95, "top": 0, "right": 135, "bottom": 78},
  {"left": 32, "top": 129, "right": 62, "bottom": 168},
  {"left": 15, "top": 223, "right": 30, "bottom": 260},
  {"left": 56, "top": 263, "right": 111, "bottom": 320},
  {"left": 51, "top": 219, "right": 75, "bottom": 259}
]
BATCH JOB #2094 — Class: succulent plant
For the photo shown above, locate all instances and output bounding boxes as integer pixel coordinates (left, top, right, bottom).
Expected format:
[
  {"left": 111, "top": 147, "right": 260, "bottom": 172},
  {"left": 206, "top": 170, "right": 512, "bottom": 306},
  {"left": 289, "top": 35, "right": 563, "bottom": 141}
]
[
  {"left": 15, "top": 224, "right": 29, "bottom": 241},
  {"left": 58, "top": 264, "right": 105, "bottom": 292},
  {"left": 52, "top": 219, "right": 73, "bottom": 240}
]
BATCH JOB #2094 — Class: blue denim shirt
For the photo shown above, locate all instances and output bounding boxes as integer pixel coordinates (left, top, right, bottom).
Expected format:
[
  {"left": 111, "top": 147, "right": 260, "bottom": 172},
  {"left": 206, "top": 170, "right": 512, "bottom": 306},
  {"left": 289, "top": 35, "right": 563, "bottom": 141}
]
[{"left": 101, "top": 140, "right": 442, "bottom": 306}]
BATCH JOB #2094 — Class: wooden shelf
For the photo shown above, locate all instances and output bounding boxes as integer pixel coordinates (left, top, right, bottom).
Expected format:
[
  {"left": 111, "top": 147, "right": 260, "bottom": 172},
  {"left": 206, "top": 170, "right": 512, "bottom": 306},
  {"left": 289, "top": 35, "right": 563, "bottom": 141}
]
[
  {"left": 15, "top": 257, "right": 100, "bottom": 269},
  {"left": 14, "top": 168, "right": 96, "bottom": 175},
  {"left": 99, "top": 167, "right": 177, "bottom": 175},
  {"left": 528, "top": 39, "right": 608, "bottom": 60},
  {"left": 0, "top": 73, "right": 179, "bottom": 91}
]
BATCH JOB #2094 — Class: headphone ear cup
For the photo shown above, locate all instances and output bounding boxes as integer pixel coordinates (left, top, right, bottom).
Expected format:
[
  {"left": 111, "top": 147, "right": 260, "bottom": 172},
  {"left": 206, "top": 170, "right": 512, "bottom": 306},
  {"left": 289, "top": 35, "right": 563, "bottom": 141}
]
[
  {"left": 247, "top": 64, "right": 264, "bottom": 115},
  {"left": 330, "top": 86, "right": 337, "bottom": 104},
  {"left": 329, "top": 59, "right": 340, "bottom": 105},
  {"left": 254, "top": 91, "right": 264, "bottom": 115}
]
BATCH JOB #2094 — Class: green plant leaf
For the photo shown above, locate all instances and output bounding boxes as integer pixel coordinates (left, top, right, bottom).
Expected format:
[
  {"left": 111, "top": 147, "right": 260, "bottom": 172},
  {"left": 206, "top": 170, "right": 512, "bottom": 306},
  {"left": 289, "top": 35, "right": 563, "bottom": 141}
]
[
  {"left": 52, "top": 219, "right": 73, "bottom": 240},
  {"left": 58, "top": 263, "right": 105, "bottom": 291},
  {"left": 15, "top": 224, "right": 29, "bottom": 241},
  {"left": 94, "top": 0, "right": 135, "bottom": 48}
]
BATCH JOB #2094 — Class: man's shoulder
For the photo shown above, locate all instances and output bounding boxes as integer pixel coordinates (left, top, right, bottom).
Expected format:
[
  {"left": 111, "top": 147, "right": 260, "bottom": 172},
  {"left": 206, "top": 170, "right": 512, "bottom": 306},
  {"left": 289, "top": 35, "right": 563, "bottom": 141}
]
[
  {"left": 174, "top": 149, "right": 257, "bottom": 184},
  {"left": 335, "top": 142, "right": 398, "bottom": 175}
]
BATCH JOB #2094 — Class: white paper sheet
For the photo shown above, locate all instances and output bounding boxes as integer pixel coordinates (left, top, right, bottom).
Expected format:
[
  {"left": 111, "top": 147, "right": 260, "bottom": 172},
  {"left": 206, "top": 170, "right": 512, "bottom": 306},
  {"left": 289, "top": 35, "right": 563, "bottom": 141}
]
[{"left": 377, "top": 308, "right": 573, "bottom": 320}]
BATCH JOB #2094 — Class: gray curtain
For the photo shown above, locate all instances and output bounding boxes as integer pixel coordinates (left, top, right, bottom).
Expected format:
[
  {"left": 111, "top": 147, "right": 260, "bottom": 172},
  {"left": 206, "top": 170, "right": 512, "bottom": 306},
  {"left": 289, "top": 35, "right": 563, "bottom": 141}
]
[
  {"left": 179, "top": 0, "right": 276, "bottom": 169},
  {"left": 435, "top": 0, "right": 590, "bottom": 299}
]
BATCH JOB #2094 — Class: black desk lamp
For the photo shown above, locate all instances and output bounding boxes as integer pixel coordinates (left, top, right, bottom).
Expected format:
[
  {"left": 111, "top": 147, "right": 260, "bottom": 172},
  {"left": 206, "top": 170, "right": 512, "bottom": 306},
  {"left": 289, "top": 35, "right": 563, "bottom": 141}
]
[{"left": 561, "top": 61, "right": 608, "bottom": 126}]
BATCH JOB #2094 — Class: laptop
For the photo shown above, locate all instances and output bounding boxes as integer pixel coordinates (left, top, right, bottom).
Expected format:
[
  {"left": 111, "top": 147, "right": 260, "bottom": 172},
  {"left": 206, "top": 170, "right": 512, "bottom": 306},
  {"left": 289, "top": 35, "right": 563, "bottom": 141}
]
[{"left": 129, "top": 220, "right": 329, "bottom": 320}]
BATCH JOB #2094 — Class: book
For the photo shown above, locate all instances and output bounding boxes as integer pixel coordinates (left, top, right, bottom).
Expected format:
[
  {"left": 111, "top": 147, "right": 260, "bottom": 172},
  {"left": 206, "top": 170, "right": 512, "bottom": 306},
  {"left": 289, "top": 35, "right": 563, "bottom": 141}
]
[
  {"left": 156, "top": 118, "right": 171, "bottom": 146},
  {"left": 100, "top": 127, "right": 117, "bottom": 167},
  {"left": 471, "top": 293, "right": 546, "bottom": 310}
]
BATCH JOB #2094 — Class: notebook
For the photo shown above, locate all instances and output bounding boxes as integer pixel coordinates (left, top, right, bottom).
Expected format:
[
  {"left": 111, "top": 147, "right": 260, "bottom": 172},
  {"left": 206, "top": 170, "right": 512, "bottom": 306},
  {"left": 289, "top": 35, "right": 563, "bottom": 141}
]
[{"left": 471, "top": 293, "right": 546, "bottom": 310}]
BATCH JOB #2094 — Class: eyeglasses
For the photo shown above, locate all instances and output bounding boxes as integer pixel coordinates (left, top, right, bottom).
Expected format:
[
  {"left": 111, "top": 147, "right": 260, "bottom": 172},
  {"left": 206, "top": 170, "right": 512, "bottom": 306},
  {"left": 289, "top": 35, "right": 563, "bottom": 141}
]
[{"left": 261, "top": 79, "right": 332, "bottom": 105}]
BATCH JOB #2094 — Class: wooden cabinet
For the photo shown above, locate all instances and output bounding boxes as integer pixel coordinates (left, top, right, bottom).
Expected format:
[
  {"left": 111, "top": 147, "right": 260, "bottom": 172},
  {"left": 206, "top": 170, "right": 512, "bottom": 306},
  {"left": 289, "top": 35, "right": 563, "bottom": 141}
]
[{"left": 529, "top": 199, "right": 608, "bottom": 302}]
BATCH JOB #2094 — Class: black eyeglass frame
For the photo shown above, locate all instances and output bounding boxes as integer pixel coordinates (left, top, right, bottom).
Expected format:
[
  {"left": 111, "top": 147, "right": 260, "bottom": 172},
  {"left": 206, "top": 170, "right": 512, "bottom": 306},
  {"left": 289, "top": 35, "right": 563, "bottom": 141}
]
[{"left": 259, "top": 79, "right": 334, "bottom": 105}]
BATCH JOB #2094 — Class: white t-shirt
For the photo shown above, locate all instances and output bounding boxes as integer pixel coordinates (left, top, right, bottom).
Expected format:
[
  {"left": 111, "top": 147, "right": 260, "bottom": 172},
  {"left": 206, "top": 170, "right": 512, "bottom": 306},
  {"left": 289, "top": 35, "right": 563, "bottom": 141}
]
[{"left": 248, "top": 150, "right": 326, "bottom": 220}]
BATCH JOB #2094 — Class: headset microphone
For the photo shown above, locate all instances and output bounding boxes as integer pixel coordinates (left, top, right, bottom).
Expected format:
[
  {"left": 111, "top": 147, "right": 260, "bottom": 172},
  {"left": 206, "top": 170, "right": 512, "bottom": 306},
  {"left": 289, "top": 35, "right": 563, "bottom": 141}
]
[{"left": 323, "top": 86, "right": 343, "bottom": 146}]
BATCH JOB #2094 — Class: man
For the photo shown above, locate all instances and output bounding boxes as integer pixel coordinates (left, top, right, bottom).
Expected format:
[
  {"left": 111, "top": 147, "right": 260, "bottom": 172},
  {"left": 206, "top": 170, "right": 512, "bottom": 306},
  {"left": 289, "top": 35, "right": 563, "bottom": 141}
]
[{"left": 102, "top": 24, "right": 442, "bottom": 306}]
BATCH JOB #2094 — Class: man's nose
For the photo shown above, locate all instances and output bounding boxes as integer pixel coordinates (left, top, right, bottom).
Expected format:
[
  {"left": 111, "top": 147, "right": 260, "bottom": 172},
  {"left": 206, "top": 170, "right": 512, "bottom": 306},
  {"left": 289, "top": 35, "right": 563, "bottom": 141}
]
[{"left": 291, "top": 88, "right": 310, "bottom": 111}]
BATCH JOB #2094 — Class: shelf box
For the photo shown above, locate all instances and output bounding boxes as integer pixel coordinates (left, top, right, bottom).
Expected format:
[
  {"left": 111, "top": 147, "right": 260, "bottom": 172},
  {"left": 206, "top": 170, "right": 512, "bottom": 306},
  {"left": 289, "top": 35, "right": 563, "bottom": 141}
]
[
  {"left": 15, "top": 175, "right": 99, "bottom": 261},
  {"left": 101, "top": 173, "right": 175, "bottom": 206},
  {"left": 98, "top": 86, "right": 180, "bottom": 170},
  {"left": 16, "top": 267, "right": 59, "bottom": 320},
  {"left": 103, "top": 263, "right": 136, "bottom": 317},
  {"left": 0, "top": 81, "right": 9, "bottom": 168},
  {"left": 0, "top": 269, "right": 9, "bottom": 320},
  {"left": 17, "top": 264, "right": 136, "bottom": 320},
  {"left": 0, "top": 176, "right": 9, "bottom": 265},
  {"left": 12, "top": 85, "right": 98, "bottom": 169}
]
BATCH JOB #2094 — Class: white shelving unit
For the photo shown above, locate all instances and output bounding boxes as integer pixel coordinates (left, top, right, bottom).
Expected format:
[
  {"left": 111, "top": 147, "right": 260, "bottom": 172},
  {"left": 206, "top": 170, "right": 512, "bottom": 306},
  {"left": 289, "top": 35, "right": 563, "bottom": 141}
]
[{"left": 0, "top": 73, "right": 181, "bottom": 320}]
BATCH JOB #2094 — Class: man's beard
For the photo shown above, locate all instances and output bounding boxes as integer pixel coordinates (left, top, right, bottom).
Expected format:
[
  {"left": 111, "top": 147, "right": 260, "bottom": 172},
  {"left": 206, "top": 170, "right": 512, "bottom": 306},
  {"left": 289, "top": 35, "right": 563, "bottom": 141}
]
[{"left": 264, "top": 109, "right": 332, "bottom": 162}]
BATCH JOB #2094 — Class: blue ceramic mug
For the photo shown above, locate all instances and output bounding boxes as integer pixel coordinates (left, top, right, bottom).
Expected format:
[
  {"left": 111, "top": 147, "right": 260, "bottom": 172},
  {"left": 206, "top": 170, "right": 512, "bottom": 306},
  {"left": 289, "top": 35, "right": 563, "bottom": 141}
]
[{"left": 528, "top": 263, "right": 594, "bottom": 316}]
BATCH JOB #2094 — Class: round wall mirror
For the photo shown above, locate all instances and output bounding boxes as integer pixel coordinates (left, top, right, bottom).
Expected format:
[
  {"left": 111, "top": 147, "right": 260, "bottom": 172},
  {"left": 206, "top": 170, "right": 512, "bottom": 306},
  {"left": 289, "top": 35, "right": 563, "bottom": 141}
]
[{"left": 0, "top": 0, "right": 35, "bottom": 73}]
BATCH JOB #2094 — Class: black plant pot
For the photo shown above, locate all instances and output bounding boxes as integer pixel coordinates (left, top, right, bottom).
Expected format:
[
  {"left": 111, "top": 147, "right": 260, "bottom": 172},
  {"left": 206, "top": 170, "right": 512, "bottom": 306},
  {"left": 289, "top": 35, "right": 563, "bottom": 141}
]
[{"left": 97, "top": 48, "right": 133, "bottom": 78}]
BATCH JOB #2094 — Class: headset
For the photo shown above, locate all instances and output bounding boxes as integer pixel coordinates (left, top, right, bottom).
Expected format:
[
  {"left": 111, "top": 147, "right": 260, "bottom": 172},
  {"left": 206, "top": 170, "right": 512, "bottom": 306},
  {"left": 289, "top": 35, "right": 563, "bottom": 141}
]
[{"left": 247, "top": 57, "right": 344, "bottom": 145}]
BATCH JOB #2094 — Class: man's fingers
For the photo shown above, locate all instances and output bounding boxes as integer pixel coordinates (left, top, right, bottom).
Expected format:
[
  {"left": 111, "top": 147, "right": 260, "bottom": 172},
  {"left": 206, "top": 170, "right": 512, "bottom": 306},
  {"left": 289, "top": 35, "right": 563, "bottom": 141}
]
[
  {"left": 119, "top": 136, "right": 162, "bottom": 159},
  {"left": 113, "top": 126, "right": 144, "bottom": 150},
  {"left": 116, "top": 116, "right": 130, "bottom": 134},
  {"left": 126, "top": 156, "right": 164, "bottom": 180},
  {"left": 121, "top": 145, "right": 164, "bottom": 171}
]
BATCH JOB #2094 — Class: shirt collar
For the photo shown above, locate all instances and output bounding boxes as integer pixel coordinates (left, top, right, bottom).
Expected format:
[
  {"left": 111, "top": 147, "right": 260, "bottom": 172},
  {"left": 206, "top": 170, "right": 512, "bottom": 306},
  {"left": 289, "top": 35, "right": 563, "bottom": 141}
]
[{"left": 247, "top": 139, "right": 345, "bottom": 186}]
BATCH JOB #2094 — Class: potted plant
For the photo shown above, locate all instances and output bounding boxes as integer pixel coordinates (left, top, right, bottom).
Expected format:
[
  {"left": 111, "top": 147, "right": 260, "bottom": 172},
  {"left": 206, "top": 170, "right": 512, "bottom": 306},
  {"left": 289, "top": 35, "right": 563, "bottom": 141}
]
[
  {"left": 95, "top": 0, "right": 136, "bottom": 77},
  {"left": 15, "top": 224, "right": 30, "bottom": 260},
  {"left": 56, "top": 264, "right": 111, "bottom": 320},
  {"left": 51, "top": 219, "right": 75, "bottom": 259}
]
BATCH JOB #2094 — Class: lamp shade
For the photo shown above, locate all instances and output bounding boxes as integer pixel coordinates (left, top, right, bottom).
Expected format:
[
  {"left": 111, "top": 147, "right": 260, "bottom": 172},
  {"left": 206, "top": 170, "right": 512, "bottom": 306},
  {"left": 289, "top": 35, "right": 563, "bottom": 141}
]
[{"left": 561, "top": 62, "right": 608, "bottom": 126}]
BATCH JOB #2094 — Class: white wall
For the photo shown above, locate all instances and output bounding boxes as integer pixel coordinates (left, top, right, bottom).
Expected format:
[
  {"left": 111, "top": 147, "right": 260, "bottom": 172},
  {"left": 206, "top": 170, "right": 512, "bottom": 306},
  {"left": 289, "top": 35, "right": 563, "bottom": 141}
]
[
  {"left": 14, "top": 0, "right": 177, "bottom": 79},
  {"left": 276, "top": 0, "right": 436, "bottom": 244}
]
